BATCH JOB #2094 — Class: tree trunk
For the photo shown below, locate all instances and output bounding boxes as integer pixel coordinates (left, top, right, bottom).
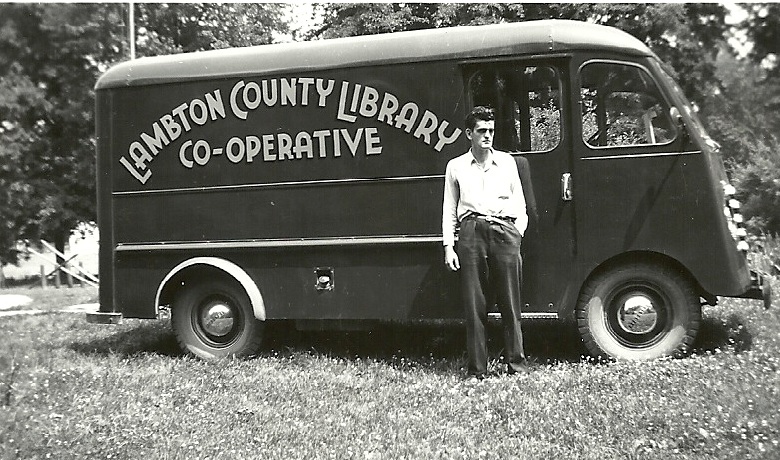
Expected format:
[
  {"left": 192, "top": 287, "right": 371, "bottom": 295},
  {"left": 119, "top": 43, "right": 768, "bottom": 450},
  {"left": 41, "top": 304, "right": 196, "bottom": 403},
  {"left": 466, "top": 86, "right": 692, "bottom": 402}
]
[{"left": 53, "top": 230, "right": 68, "bottom": 287}]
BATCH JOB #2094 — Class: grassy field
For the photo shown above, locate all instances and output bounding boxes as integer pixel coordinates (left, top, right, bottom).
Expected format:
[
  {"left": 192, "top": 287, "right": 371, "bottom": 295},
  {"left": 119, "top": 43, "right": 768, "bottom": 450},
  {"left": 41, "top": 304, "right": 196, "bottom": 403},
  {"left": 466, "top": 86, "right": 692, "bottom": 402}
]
[{"left": 0, "top": 283, "right": 778, "bottom": 459}]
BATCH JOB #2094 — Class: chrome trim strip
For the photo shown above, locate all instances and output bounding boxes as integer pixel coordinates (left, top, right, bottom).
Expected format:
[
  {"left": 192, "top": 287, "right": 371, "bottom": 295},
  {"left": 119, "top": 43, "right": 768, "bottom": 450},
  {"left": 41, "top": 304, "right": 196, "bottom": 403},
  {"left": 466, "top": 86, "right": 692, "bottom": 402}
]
[
  {"left": 489, "top": 312, "right": 560, "bottom": 320},
  {"left": 113, "top": 174, "right": 444, "bottom": 197},
  {"left": 581, "top": 150, "right": 701, "bottom": 161},
  {"left": 116, "top": 235, "right": 444, "bottom": 252}
]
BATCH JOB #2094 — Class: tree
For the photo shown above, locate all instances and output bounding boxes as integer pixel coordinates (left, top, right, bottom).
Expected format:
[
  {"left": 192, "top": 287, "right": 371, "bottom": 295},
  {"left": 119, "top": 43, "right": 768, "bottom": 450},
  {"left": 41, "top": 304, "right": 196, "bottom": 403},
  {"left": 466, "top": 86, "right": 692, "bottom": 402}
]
[
  {"left": 315, "top": 3, "right": 780, "bottom": 236},
  {"left": 708, "top": 4, "right": 780, "bottom": 235},
  {"left": 741, "top": 3, "right": 780, "bottom": 78},
  {"left": 134, "top": 3, "right": 288, "bottom": 57},
  {"left": 0, "top": 3, "right": 290, "bottom": 267},
  {"left": 0, "top": 4, "right": 126, "bottom": 265},
  {"left": 314, "top": 3, "right": 727, "bottom": 105}
]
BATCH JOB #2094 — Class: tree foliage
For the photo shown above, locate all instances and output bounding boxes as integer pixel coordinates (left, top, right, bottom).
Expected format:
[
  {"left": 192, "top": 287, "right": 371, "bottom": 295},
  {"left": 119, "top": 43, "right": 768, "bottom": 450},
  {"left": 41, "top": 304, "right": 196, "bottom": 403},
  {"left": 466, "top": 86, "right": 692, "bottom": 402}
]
[
  {"left": 315, "top": 3, "right": 726, "bottom": 104},
  {"left": 0, "top": 3, "right": 288, "bottom": 265},
  {"left": 0, "top": 4, "right": 126, "bottom": 264},
  {"left": 316, "top": 3, "right": 780, "bottom": 235},
  {"left": 1, "top": 2, "right": 778, "bottom": 269},
  {"left": 708, "top": 4, "right": 780, "bottom": 235},
  {"left": 741, "top": 3, "right": 780, "bottom": 78},
  {"left": 134, "top": 3, "right": 287, "bottom": 56}
]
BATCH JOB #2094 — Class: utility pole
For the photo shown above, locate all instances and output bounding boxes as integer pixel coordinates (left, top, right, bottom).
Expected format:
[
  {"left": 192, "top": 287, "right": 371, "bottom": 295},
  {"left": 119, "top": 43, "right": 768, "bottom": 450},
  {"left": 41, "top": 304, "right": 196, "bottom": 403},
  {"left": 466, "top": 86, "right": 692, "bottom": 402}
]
[{"left": 129, "top": 2, "right": 136, "bottom": 60}]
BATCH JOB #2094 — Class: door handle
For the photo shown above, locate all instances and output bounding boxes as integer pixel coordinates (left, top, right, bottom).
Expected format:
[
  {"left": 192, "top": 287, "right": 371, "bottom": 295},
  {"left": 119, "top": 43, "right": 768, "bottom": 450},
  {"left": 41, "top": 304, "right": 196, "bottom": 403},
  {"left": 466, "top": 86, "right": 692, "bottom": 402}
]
[{"left": 561, "top": 173, "right": 573, "bottom": 201}]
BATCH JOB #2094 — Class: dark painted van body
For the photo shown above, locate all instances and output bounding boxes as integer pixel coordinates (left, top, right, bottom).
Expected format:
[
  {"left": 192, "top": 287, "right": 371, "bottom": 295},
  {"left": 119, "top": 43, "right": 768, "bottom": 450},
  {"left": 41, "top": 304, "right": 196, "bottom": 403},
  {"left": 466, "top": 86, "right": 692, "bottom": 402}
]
[{"left": 89, "top": 20, "right": 768, "bottom": 360}]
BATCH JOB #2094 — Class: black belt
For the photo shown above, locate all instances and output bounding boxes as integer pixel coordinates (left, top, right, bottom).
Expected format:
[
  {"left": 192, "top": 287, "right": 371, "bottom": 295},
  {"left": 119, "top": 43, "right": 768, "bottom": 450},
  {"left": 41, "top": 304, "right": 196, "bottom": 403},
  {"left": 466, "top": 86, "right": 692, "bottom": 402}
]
[{"left": 463, "top": 213, "right": 516, "bottom": 224}]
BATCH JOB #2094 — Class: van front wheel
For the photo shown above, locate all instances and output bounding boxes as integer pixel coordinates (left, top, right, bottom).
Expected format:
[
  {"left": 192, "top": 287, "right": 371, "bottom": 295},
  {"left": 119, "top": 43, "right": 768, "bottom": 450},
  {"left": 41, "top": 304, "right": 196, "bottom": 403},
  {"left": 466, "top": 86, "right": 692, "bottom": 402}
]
[
  {"left": 576, "top": 263, "right": 701, "bottom": 360},
  {"left": 172, "top": 279, "right": 264, "bottom": 359}
]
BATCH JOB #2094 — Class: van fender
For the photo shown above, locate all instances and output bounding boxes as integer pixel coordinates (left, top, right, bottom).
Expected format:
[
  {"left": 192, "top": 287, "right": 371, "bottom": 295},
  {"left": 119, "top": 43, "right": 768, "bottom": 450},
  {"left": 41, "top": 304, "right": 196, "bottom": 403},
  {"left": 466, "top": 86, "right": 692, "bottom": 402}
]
[{"left": 155, "top": 257, "right": 266, "bottom": 321}]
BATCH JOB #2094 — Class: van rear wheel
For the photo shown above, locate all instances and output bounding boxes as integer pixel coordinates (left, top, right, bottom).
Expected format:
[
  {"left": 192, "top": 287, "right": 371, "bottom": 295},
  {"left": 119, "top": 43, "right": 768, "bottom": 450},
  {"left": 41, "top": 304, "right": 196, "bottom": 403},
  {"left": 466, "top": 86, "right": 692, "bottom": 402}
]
[
  {"left": 576, "top": 262, "right": 701, "bottom": 360},
  {"left": 172, "top": 278, "right": 264, "bottom": 359}
]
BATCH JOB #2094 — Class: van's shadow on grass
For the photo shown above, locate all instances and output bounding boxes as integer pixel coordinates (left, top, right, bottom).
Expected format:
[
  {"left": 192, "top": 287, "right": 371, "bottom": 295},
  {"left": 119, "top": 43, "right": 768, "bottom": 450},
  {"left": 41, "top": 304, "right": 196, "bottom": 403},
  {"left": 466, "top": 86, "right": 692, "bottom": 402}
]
[
  {"left": 70, "top": 313, "right": 752, "bottom": 366},
  {"left": 71, "top": 322, "right": 182, "bottom": 357},
  {"left": 266, "top": 321, "right": 590, "bottom": 365},
  {"left": 70, "top": 320, "right": 588, "bottom": 364},
  {"left": 693, "top": 313, "right": 753, "bottom": 354}
]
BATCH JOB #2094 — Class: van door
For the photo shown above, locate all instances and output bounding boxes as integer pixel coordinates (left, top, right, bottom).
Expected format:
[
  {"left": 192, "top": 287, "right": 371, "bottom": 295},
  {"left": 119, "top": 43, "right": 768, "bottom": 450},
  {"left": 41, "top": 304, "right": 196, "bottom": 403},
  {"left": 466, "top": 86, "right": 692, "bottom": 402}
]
[
  {"left": 573, "top": 59, "right": 687, "bottom": 269},
  {"left": 465, "top": 59, "right": 577, "bottom": 316}
]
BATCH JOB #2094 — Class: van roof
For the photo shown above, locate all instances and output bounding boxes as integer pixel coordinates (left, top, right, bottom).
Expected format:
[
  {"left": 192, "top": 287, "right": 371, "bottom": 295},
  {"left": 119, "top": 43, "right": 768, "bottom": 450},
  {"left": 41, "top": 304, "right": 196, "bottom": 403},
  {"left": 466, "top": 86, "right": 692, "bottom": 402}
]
[{"left": 96, "top": 19, "right": 653, "bottom": 90}]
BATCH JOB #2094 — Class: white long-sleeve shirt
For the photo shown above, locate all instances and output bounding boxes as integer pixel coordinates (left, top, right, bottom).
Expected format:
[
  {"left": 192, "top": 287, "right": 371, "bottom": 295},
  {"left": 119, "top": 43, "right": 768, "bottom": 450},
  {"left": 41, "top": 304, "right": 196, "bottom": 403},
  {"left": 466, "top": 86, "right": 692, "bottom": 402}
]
[{"left": 442, "top": 149, "right": 528, "bottom": 247}]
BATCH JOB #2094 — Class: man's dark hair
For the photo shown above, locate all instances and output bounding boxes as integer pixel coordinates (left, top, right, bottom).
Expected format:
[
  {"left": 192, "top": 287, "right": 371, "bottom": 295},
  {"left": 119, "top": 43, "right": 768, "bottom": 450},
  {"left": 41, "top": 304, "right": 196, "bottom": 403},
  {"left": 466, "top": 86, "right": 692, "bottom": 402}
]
[{"left": 465, "top": 106, "right": 495, "bottom": 130}]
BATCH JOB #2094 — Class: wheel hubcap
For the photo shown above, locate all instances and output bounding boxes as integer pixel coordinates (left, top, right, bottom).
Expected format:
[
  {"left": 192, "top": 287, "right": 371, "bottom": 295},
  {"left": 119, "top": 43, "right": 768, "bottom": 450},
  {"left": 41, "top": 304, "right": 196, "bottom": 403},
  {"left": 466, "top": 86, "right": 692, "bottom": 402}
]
[
  {"left": 199, "top": 300, "right": 236, "bottom": 337},
  {"left": 606, "top": 283, "right": 670, "bottom": 349},
  {"left": 616, "top": 294, "right": 658, "bottom": 335}
]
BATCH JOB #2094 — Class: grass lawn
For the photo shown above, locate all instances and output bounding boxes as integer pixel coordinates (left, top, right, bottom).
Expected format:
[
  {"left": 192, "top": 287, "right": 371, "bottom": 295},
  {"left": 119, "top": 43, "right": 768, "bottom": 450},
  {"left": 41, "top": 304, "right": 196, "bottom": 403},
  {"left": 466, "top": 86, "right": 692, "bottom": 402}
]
[{"left": 0, "top": 284, "right": 778, "bottom": 459}]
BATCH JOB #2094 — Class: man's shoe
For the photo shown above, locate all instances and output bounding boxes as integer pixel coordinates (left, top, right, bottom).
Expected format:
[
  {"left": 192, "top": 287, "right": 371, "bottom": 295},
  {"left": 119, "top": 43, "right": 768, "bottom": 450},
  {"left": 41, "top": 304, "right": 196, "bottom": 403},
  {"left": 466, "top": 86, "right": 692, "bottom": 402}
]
[
  {"left": 466, "top": 373, "right": 486, "bottom": 382},
  {"left": 507, "top": 364, "right": 531, "bottom": 375}
]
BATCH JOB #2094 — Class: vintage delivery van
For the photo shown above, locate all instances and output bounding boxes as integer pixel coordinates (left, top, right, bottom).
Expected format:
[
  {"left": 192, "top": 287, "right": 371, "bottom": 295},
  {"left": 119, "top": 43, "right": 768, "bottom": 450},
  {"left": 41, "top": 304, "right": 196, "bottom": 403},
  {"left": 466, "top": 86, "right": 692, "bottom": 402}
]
[{"left": 88, "top": 19, "right": 770, "bottom": 360}]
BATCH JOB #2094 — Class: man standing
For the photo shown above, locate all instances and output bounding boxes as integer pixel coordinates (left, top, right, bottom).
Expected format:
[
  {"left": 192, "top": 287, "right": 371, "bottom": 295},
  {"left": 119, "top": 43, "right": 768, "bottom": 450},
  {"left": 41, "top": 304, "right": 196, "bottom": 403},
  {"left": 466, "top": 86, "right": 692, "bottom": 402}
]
[{"left": 442, "top": 106, "right": 529, "bottom": 379}]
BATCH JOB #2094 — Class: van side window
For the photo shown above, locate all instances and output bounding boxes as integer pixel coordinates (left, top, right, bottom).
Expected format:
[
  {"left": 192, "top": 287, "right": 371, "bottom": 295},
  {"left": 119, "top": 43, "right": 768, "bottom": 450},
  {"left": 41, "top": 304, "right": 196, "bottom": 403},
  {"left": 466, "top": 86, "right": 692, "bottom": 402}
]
[
  {"left": 580, "top": 61, "right": 676, "bottom": 148},
  {"left": 469, "top": 64, "right": 561, "bottom": 153}
]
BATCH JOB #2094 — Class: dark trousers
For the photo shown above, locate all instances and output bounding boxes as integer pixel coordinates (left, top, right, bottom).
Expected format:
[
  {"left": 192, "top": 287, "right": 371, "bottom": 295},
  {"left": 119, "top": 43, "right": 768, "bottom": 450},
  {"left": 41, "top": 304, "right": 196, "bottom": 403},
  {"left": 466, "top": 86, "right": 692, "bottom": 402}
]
[{"left": 457, "top": 216, "right": 525, "bottom": 375}]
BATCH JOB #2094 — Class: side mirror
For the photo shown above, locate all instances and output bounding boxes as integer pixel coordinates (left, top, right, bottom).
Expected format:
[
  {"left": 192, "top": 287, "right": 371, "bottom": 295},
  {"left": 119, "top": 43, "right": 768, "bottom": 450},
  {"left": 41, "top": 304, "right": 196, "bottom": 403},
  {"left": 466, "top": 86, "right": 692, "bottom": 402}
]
[
  {"left": 669, "top": 107, "right": 689, "bottom": 145},
  {"left": 669, "top": 107, "right": 683, "bottom": 126}
]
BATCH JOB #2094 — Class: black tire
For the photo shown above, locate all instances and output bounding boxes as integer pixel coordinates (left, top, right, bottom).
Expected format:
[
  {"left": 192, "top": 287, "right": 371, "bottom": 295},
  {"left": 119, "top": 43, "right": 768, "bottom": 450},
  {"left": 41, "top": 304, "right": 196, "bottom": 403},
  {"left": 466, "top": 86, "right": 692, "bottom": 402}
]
[
  {"left": 171, "top": 278, "right": 264, "bottom": 359},
  {"left": 576, "top": 262, "right": 701, "bottom": 360}
]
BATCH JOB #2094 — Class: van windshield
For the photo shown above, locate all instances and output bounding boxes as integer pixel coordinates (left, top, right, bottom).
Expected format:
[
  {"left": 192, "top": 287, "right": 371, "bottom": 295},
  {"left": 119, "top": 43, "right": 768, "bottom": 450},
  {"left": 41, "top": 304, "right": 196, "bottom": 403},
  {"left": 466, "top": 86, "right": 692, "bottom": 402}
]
[
  {"left": 651, "top": 60, "right": 719, "bottom": 152},
  {"left": 650, "top": 59, "right": 727, "bottom": 182}
]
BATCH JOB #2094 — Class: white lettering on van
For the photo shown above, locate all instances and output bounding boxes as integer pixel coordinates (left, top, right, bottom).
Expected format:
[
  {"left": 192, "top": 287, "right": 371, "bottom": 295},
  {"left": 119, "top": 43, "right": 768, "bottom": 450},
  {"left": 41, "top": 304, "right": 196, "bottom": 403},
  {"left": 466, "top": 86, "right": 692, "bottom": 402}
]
[
  {"left": 127, "top": 141, "right": 152, "bottom": 170},
  {"left": 281, "top": 79, "right": 297, "bottom": 106},
  {"left": 119, "top": 156, "right": 151, "bottom": 184},
  {"left": 359, "top": 86, "right": 380, "bottom": 118},
  {"left": 247, "top": 135, "right": 260, "bottom": 162},
  {"left": 179, "top": 139, "right": 212, "bottom": 168},
  {"left": 294, "top": 131, "right": 313, "bottom": 159},
  {"left": 139, "top": 122, "right": 170, "bottom": 156},
  {"left": 298, "top": 78, "right": 314, "bottom": 105},
  {"left": 179, "top": 140, "right": 194, "bottom": 168},
  {"left": 316, "top": 79, "right": 335, "bottom": 107},
  {"left": 171, "top": 103, "right": 192, "bottom": 132},
  {"left": 377, "top": 93, "right": 399, "bottom": 125},
  {"left": 262, "top": 134, "right": 276, "bottom": 161},
  {"left": 278, "top": 133, "right": 294, "bottom": 160},
  {"left": 262, "top": 79, "right": 278, "bottom": 107},
  {"left": 394, "top": 102, "right": 419, "bottom": 133},
  {"left": 205, "top": 90, "right": 226, "bottom": 119},
  {"left": 435, "top": 120, "right": 462, "bottom": 152},
  {"left": 228, "top": 78, "right": 337, "bottom": 118},
  {"left": 332, "top": 81, "right": 462, "bottom": 152},
  {"left": 160, "top": 114, "right": 182, "bottom": 141},
  {"left": 242, "top": 82, "right": 261, "bottom": 110},
  {"left": 413, "top": 110, "right": 438, "bottom": 145},
  {"left": 120, "top": 77, "right": 462, "bottom": 185},
  {"left": 230, "top": 81, "right": 248, "bottom": 119},
  {"left": 120, "top": 89, "right": 229, "bottom": 183},
  {"left": 337, "top": 81, "right": 357, "bottom": 123},
  {"left": 226, "top": 137, "right": 244, "bottom": 164},
  {"left": 312, "top": 130, "right": 331, "bottom": 158},
  {"left": 189, "top": 98, "right": 209, "bottom": 126},
  {"left": 365, "top": 127, "right": 382, "bottom": 155},
  {"left": 341, "top": 128, "right": 364, "bottom": 157},
  {"left": 175, "top": 127, "right": 383, "bottom": 169}
]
